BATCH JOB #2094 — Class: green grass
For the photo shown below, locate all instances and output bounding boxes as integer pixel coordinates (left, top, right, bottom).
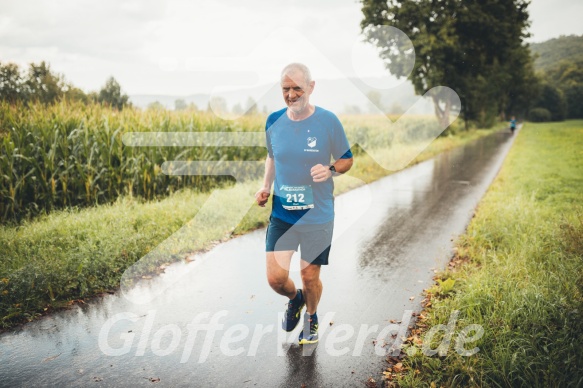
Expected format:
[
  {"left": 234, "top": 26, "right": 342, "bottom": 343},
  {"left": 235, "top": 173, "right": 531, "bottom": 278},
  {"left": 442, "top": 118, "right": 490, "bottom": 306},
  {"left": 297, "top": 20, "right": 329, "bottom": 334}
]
[
  {"left": 392, "top": 120, "right": 583, "bottom": 387},
  {"left": 0, "top": 115, "right": 503, "bottom": 330}
]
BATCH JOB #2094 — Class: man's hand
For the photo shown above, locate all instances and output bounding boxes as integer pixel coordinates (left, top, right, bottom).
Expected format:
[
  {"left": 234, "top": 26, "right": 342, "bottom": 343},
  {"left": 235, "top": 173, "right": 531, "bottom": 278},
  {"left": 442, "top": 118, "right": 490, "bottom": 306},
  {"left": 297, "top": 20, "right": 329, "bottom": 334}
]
[
  {"left": 255, "top": 188, "right": 271, "bottom": 207},
  {"left": 310, "top": 164, "right": 332, "bottom": 183}
]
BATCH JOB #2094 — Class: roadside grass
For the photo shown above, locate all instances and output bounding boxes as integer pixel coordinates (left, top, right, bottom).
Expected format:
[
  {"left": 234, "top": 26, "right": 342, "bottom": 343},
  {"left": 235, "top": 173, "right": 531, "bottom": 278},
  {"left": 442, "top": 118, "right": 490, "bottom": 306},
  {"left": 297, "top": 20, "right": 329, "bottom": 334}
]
[
  {"left": 391, "top": 120, "right": 583, "bottom": 387},
  {"left": 0, "top": 118, "right": 504, "bottom": 330}
]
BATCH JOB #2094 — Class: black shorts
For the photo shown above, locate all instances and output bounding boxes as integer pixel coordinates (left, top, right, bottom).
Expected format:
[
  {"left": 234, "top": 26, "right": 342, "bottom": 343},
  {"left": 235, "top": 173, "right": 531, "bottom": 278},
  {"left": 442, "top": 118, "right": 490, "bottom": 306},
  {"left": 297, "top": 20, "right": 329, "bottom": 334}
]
[{"left": 265, "top": 216, "right": 334, "bottom": 265}]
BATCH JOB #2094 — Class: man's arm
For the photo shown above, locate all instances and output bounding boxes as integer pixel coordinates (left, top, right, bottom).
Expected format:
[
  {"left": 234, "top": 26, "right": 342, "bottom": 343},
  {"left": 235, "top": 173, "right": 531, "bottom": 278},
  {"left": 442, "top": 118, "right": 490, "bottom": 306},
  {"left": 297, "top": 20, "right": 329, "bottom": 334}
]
[
  {"left": 255, "top": 156, "right": 275, "bottom": 207},
  {"left": 331, "top": 157, "right": 353, "bottom": 174},
  {"left": 310, "top": 157, "right": 353, "bottom": 183}
]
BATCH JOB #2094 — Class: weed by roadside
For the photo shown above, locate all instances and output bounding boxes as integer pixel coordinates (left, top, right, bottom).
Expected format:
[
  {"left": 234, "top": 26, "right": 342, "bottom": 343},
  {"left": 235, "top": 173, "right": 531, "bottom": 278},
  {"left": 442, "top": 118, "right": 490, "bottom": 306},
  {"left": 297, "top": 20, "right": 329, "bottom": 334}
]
[{"left": 385, "top": 121, "right": 583, "bottom": 387}]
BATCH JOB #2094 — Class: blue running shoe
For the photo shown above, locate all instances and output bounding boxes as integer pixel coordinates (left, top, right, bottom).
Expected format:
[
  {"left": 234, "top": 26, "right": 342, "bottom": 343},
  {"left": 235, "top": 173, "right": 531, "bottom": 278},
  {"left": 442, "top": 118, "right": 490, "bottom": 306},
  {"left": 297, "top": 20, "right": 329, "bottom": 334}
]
[
  {"left": 282, "top": 289, "right": 305, "bottom": 332},
  {"left": 298, "top": 312, "right": 319, "bottom": 344}
]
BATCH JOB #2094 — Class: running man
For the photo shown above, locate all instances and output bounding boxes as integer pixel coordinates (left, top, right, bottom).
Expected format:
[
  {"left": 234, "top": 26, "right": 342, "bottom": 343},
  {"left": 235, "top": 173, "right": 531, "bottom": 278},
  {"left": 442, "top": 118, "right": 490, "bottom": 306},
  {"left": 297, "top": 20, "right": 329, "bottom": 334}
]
[
  {"left": 510, "top": 116, "right": 517, "bottom": 133},
  {"left": 255, "top": 63, "right": 353, "bottom": 344}
]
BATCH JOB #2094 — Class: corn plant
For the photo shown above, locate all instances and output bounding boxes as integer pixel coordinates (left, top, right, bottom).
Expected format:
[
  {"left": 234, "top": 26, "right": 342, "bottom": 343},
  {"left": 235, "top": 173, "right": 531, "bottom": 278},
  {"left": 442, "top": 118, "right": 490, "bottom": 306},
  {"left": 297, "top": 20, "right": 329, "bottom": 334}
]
[{"left": 0, "top": 100, "right": 267, "bottom": 223}]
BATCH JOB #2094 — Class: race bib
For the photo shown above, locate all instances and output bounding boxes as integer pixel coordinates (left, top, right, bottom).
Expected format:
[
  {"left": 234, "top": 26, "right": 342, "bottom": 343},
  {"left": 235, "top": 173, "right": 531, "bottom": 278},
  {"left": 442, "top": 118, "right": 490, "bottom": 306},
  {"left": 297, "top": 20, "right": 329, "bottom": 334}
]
[{"left": 280, "top": 185, "right": 314, "bottom": 210}]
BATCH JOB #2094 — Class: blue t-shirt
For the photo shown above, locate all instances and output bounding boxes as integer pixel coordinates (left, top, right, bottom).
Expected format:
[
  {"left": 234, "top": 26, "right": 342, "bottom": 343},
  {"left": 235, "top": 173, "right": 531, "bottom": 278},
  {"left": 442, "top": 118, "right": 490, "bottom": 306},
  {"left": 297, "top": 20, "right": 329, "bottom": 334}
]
[{"left": 266, "top": 106, "right": 352, "bottom": 225}]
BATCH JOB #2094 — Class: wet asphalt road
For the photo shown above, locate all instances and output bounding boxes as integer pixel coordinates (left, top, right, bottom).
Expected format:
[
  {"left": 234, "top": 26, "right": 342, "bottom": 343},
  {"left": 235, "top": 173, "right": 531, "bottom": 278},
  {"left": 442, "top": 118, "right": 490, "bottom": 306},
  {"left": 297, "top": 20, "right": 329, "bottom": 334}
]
[{"left": 0, "top": 130, "right": 517, "bottom": 387}]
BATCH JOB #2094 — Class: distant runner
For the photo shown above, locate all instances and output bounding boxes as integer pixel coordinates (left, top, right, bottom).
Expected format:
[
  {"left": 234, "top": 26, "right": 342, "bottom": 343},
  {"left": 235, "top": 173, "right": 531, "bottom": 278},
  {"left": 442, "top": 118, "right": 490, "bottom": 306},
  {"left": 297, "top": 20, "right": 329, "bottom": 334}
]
[
  {"left": 255, "top": 63, "right": 353, "bottom": 344},
  {"left": 510, "top": 116, "right": 517, "bottom": 133}
]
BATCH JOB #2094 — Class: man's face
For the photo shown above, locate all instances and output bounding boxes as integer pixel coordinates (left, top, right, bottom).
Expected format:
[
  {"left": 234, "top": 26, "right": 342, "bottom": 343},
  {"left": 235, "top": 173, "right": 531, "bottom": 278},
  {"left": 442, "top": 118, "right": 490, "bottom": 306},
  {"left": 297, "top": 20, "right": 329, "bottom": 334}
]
[{"left": 281, "top": 71, "right": 314, "bottom": 114}]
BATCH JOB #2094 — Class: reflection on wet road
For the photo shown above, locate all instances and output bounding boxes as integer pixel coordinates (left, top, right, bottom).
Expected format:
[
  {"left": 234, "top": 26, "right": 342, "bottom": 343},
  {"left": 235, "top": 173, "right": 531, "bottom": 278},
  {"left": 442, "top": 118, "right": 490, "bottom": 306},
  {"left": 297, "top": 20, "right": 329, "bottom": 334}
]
[{"left": 0, "top": 131, "right": 516, "bottom": 387}]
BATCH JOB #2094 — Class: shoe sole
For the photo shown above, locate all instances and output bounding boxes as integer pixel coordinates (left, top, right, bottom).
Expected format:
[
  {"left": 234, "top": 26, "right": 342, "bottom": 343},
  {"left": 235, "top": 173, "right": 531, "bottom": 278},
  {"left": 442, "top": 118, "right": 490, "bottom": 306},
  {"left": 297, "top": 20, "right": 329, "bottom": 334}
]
[{"left": 298, "top": 338, "right": 318, "bottom": 345}]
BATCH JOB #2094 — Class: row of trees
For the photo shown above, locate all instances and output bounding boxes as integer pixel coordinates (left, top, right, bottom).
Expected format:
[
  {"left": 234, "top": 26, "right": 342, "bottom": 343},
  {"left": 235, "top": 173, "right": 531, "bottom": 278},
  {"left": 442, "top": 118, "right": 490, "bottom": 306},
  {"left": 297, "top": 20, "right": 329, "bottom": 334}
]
[
  {"left": 542, "top": 61, "right": 583, "bottom": 119},
  {"left": 147, "top": 96, "right": 265, "bottom": 115},
  {"left": 529, "top": 35, "right": 583, "bottom": 121},
  {"left": 205, "top": 96, "right": 260, "bottom": 115},
  {"left": 360, "top": 0, "right": 540, "bottom": 127},
  {"left": 0, "top": 61, "right": 130, "bottom": 110},
  {"left": 0, "top": 61, "right": 268, "bottom": 116}
]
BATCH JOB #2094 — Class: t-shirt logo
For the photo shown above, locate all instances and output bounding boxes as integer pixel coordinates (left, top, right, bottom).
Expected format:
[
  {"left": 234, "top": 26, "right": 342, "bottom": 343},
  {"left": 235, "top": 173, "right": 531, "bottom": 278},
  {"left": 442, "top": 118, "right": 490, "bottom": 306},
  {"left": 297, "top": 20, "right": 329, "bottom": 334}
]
[{"left": 307, "top": 137, "right": 317, "bottom": 148}]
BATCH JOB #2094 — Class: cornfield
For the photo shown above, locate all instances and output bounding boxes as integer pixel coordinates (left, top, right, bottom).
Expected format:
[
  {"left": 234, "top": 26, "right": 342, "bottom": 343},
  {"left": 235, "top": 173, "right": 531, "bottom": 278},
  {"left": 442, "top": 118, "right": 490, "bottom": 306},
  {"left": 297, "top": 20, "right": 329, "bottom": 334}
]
[
  {"left": 0, "top": 101, "right": 267, "bottom": 223},
  {"left": 0, "top": 101, "right": 446, "bottom": 224}
]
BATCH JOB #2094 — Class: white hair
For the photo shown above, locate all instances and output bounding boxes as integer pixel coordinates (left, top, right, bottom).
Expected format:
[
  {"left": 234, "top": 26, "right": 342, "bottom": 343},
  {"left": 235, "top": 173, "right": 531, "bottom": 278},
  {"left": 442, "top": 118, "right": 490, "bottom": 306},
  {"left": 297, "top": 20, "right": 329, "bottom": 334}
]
[{"left": 280, "top": 63, "right": 312, "bottom": 84}]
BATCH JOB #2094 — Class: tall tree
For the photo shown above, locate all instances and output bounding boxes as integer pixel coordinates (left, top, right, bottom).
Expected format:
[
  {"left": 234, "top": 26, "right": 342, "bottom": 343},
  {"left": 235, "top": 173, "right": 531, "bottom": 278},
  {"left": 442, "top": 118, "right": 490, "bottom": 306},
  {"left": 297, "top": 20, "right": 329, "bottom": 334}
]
[
  {"left": 361, "top": 0, "right": 460, "bottom": 126},
  {"left": 244, "top": 97, "right": 258, "bottom": 115},
  {"left": 98, "top": 76, "right": 129, "bottom": 110},
  {"left": 0, "top": 62, "right": 27, "bottom": 103},
  {"left": 544, "top": 59, "right": 583, "bottom": 118},
  {"left": 25, "top": 61, "right": 66, "bottom": 104},
  {"left": 361, "top": 0, "right": 535, "bottom": 127},
  {"left": 175, "top": 99, "right": 187, "bottom": 111},
  {"left": 232, "top": 103, "right": 244, "bottom": 115},
  {"left": 63, "top": 84, "right": 89, "bottom": 103},
  {"left": 207, "top": 96, "right": 228, "bottom": 115},
  {"left": 533, "top": 83, "right": 567, "bottom": 121},
  {"left": 366, "top": 90, "right": 383, "bottom": 114},
  {"left": 564, "top": 84, "right": 583, "bottom": 118}
]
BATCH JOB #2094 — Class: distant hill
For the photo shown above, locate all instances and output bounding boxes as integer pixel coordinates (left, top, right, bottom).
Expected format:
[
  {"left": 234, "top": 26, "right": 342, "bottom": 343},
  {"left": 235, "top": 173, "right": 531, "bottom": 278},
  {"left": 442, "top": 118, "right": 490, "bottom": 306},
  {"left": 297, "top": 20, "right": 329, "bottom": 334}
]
[
  {"left": 530, "top": 34, "right": 583, "bottom": 71},
  {"left": 130, "top": 36, "right": 581, "bottom": 118},
  {"left": 130, "top": 77, "right": 434, "bottom": 115}
]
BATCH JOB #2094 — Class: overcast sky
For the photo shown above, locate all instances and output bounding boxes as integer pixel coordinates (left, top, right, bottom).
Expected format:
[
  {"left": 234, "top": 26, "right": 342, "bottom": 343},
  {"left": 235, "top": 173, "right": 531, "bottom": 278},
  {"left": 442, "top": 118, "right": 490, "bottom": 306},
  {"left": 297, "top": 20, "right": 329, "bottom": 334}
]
[{"left": 1, "top": 0, "right": 582, "bottom": 96}]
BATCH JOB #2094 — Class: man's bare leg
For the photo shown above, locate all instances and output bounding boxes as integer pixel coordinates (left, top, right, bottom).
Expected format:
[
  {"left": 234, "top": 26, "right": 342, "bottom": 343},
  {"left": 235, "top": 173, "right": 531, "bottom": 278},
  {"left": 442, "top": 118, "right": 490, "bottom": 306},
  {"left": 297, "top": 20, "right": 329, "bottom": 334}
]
[
  {"left": 266, "top": 250, "right": 296, "bottom": 299},
  {"left": 300, "top": 261, "right": 322, "bottom": 315}
]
